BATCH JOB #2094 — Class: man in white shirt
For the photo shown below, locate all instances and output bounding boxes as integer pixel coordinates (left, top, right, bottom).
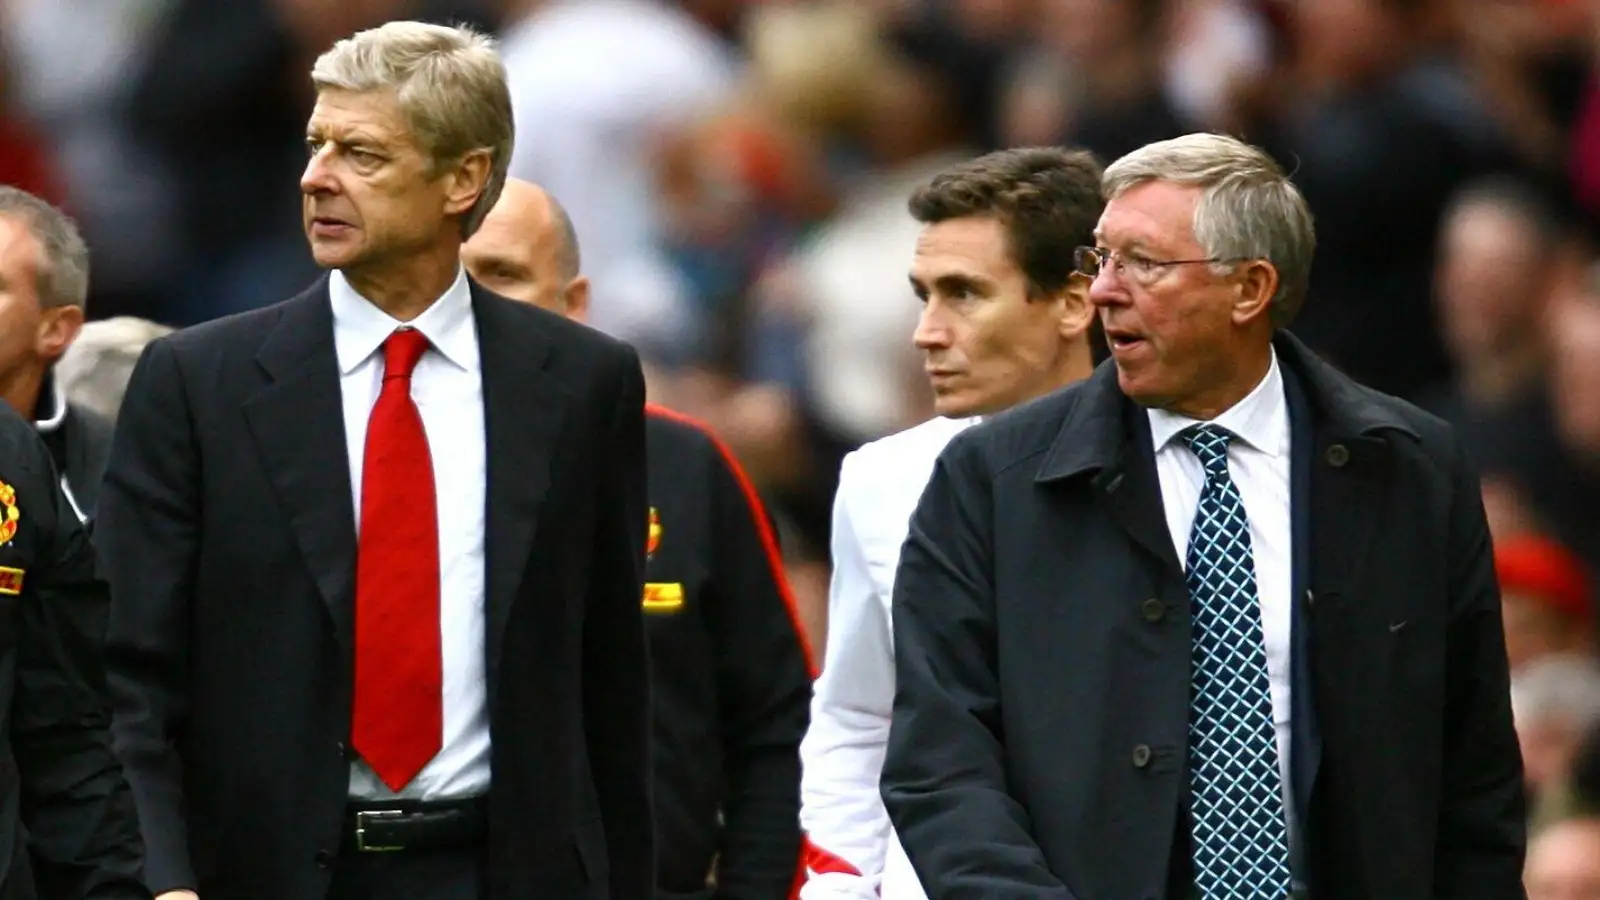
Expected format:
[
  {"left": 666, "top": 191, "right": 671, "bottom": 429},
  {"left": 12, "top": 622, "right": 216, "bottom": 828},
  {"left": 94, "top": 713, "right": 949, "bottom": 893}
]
[
  {"left": 499, "top": 0, "right": 735, "bottom": 358},
  {"left": 880, "top": 133, "right": 1524, "bottom": 899},
  {"left": 798, "top": 146, "right": 1106, "bottom": 900},
  {"left": 98, "top": 22, "right": 652, "bottom": 900}
]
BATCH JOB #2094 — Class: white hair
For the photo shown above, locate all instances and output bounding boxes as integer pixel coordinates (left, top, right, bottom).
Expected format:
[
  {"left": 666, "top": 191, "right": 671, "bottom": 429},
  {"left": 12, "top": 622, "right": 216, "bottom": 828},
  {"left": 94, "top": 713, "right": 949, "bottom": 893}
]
[
  {"left": 311, "top": 20, "right": 513, "bottom": 239},
  {"left": 55, "top": 316, "right": 176, "bottom": 420},
  {"left": 1512, "top": 654, "right": 1600, "bottom": 732},
  {"left": 1102, "top": 132, "right": 1315, "bottom": 327}
]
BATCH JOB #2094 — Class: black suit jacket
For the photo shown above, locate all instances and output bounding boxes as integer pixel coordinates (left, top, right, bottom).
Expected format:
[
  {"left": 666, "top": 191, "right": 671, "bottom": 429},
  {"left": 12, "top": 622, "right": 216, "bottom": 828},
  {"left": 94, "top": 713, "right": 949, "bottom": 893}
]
[
  {"left": 0, "top": 405, "right": 146, "bottom": 900},
  {"left": 880, "top": 332, "right": 1526, "bottom": 899},
  {"left": 97, "top": 278, "right": 653, "bottom": 900}
]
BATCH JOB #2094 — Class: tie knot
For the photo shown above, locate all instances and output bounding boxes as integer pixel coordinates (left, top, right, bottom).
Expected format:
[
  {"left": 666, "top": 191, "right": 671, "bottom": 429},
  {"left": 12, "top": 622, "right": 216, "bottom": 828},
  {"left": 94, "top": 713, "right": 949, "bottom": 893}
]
[
  {"left": 382, "top": 328, "right": 429, "bottom": 381},
  {"left": 1180, "top": 423, "right": 1234, "bottom": 477}
]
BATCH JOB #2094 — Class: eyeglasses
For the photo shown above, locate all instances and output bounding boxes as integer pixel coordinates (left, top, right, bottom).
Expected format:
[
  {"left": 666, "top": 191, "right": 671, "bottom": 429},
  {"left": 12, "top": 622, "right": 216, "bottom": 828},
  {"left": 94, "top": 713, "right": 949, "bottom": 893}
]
[{"left": 1074, "top": 246, "right": 1247, "bottom": 286}]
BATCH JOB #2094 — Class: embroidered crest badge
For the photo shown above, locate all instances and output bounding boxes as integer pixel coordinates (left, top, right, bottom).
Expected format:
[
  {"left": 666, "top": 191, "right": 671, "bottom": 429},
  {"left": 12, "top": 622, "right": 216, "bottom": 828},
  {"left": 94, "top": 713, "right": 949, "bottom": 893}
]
[{"left": 0, "top": 480, "right": 20, "bottom": 546}]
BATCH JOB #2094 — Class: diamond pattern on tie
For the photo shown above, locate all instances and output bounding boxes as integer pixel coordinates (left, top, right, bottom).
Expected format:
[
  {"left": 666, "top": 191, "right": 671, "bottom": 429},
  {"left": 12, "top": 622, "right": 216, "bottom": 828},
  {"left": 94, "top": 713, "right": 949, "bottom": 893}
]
[{"left": 1181, "top": 424, "right": 1290, "bottom": 900}]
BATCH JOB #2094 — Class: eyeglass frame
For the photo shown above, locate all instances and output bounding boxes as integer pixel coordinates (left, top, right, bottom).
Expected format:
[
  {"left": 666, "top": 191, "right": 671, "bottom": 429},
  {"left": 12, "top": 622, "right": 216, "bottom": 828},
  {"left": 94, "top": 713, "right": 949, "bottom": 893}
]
[{"left": 1073, "top": 245, "right": 1255, "bottom": 286}]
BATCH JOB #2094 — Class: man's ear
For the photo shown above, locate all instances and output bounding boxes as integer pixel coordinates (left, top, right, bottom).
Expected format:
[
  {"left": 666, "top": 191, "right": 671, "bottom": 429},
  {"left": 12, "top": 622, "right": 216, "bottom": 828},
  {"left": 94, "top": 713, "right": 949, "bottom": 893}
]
[
  {"left": 443, "top": 149, "right": 494, "bottom": 219},
  {"left": 36, "top": 304, "right": 84, "bottom": 363},
  {"left": 1231, "top": 259, "right": 1279, "bottom": 327},
  {"left": 562, "top": 275, "right": 591, "bottom": 325},
  {"left": 1056, "top": 271, "right": 1095, "bottom": 341}
]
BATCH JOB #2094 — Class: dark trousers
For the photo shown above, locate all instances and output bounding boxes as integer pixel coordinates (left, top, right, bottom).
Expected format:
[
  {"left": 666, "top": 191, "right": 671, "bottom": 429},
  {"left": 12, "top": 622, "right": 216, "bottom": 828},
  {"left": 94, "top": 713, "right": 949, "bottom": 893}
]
[{"left": 328, "top": 845, "right": 485, "bottom": 900}]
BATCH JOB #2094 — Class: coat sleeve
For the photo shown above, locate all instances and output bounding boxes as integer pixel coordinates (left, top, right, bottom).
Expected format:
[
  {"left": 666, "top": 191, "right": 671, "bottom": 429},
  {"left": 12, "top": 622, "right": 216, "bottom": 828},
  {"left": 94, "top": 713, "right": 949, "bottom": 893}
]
[
  {"left": 97, "top": 339, "right": 202, "bottom": 895},
  {"left": 880, "top": 436, "right": 1077, "bottom": 899},
  {"left": 583, "top": 345, "right": 654, "bottom": 900},
  {"left": 798, "top": 453, "right": 896, "bottom": 900},
  {"left": 698, "top": 427, "right": 812, "bottom": 900},
  {"left": 1434, "top": 433, "right": 1527, "bottom": 897},
  {"left": 14, "top": 426, "right": 149, "bottom": 900}
]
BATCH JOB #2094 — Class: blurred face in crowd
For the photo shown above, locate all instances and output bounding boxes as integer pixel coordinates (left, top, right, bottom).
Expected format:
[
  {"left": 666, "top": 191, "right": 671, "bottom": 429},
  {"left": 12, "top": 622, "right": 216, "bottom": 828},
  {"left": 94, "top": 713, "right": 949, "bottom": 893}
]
[
  {"left": 1089, "top": 180, "right": 1277, "bottom": 419},
  {"left": 1520, "top": 710, "right": 1592, "bottom": 795},
  {"left": 1526, "top": 817, "right": 1600, "bottom": 900},
  {"left": 461, "top": 179, "right": 590, "bottom": 321},
  {"left": 1292, "top": 0, "right": 1405, "bottom": 85},
  {"left": 1038, "top": 0, "right": 1143, "bottom": 63},
  {"left": 1503, "top": 592, "right": 1591, "bottom": 673},
  {"left": 0, "top": 216, "right": 82, "bottom": 405},
  {"left": 1435, "top": 202, "right": 1548, "bottom": 364},
  {"left": 1547, "top": 289, "right": 1600, "bottom": 456},
  {"left": 301, "top": 89, "right": 487, "bottom": 276},
  {"left": 910, "top": 215, "right": 1093, "bottom": 418}
]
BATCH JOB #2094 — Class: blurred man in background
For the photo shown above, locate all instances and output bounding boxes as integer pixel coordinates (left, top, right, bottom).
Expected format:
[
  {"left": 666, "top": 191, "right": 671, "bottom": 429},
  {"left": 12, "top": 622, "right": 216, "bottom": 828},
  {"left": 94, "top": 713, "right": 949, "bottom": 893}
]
[
  {"left": 55, "top": 317, "right": 177, "bottom": 422},
  {"left": 1497, "top": 534, "right": 1595, "bottom": 673},
  {"left": 797, "top": 146, "right": 1105, "bottom": 900},
  {"left": 0, "top": 187, "right": 112, "bottom": 522},
  {"left": 1524, "top": 815, "right": 1600, "bottom": 900},
  {"left": 464, "top": 176, "right": 816, "bottom": 900}
]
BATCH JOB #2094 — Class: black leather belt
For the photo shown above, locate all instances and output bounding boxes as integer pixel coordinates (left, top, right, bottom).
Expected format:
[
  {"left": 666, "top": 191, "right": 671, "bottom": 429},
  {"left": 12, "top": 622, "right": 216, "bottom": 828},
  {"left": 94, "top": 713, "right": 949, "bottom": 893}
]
[{"left": 342, "top": 797, "right": 487, "bottom": 853}]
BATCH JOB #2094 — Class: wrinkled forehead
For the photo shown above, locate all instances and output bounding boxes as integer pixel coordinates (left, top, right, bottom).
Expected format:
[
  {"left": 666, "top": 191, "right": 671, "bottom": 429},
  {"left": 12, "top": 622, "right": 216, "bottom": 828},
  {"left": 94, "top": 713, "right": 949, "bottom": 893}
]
[
  {"left": 1094, "top": 181, "right": 1202, "bottom": 251},
  {"left": 306, "top": 89, "right": 414, "bottom": 145}
]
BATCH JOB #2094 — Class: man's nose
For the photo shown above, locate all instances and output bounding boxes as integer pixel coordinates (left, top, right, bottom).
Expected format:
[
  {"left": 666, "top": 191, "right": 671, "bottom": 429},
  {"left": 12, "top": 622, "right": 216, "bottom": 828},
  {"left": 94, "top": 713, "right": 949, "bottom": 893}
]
[
  {"left": 913, "top": 306, "right": 951, "bottom": 349},
  {"left": 301, "top": 147, "right": 339, "bottom": 195},
  {"left": 1088, "top": 267, "right": 1126, "bottom": 308}
]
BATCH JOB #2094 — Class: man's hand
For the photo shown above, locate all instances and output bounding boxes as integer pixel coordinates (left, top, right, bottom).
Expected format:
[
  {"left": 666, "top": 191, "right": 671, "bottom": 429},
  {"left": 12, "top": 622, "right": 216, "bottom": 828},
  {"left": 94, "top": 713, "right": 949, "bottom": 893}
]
[{"left": 156, "top": 891, "right": 198, "bottom": 900}]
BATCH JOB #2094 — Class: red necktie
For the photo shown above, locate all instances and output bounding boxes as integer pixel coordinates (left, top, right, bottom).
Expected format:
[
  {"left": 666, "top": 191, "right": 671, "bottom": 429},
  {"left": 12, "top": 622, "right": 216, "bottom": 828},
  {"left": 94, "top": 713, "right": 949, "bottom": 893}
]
[{"left": 352, "top": 327, "right": 443, "bottom": 792}]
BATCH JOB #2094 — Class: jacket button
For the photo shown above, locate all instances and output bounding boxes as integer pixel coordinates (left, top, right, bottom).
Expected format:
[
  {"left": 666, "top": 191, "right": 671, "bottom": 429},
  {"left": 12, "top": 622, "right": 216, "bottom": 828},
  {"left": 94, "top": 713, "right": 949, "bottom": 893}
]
[
  {"left": 314, "top": 849, "right": 334, "bottom": 868},
  {"left": 1324, "top": 444, "right": 1350, "bottom": 467},
  {"left": 1132, "top": 744, "right": 1152, "bottom": 768},
  {"left": 1140, "top": 598, "right": 1166, "bottom": 622}
]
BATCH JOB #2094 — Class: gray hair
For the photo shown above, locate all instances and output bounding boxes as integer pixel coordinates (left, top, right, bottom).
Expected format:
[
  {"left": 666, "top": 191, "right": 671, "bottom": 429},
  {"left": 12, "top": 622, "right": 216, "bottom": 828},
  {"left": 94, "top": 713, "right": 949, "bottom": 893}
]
[
  {"left": 55, "top": 316, "right": 175, "bottom": 420},
  {"left": 1102, "top": 133, "right": 1315, "bottom": 328},
  {"left": 311, "top": 20, "right": 514, "bottom": 239},
  {"left": 0, "top": 186, "right": 90, "bottom": 310},
  {"left": 1512, "top": 654, "right": 1600, "bottom": 732}
]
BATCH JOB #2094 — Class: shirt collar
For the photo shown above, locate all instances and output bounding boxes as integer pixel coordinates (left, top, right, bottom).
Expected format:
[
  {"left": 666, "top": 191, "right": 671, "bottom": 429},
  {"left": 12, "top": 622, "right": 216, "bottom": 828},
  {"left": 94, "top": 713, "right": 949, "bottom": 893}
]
[
  {"left": 1146, "top": 346, "right": 1287, "bottom": 458},
  {"left": 329, "top": 266, "right": 477, "bottom": 375},
  {"left": 33, "top": 372, "right": 67, "bottom": 433}
]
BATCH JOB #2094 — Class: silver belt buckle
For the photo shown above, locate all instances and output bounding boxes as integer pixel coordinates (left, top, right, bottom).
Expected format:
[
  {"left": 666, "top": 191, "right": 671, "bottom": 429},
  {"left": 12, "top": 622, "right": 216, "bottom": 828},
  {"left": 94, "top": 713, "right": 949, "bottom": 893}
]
[{"left": 354, "top": 809, "right": 406, "bottom": 852}]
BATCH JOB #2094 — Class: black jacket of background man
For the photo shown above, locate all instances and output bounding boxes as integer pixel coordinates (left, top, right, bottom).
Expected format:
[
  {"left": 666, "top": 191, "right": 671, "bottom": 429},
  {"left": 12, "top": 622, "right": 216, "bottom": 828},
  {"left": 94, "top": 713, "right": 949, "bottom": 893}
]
[
  {"left": 641, "top": 405, "right": 813, "bottom": 900},
  {"left": 0, "top": 404, "right": 147, "bottom": 899}
]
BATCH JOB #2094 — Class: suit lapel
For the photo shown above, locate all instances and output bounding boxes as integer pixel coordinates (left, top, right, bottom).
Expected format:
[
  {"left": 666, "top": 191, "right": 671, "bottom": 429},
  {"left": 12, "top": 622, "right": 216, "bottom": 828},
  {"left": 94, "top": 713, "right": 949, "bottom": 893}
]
[
  {"left": 474, "top": 288, "right": 567, "bottom": 695},
  {"left": 242, "top": 282, "right": 359, "bottom": 647},
  {"left": 1095, "top": 405, "right": 1183, "bottom": 577},
  {"left": 1036, "top": 364, "right": 1182, "bottom": 577}
]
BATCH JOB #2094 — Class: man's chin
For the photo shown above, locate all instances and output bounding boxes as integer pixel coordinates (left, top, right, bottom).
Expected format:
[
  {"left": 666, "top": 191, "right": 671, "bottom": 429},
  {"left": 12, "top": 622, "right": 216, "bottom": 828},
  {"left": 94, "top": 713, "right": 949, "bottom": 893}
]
[
  {"left": 932, "top": 395, "right": 981, "bottom": 420},
  {"left": 309, "top": 246, "right": 360, "bottom": 271}
]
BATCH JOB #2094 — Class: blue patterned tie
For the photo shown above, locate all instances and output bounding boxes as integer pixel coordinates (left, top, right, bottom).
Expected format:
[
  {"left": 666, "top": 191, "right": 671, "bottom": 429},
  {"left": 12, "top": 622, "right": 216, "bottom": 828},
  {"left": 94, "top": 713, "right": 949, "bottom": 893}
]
[{"left": 1181, "top": 424, "right": 1291, "bottom": 900}]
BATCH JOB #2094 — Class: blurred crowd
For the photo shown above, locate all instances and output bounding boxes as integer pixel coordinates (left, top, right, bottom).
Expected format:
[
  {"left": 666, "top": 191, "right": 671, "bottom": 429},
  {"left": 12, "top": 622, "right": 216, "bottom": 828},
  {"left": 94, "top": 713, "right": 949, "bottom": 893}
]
[{"left": 7, "top": 0, "right": 1600, "bottom": 892}]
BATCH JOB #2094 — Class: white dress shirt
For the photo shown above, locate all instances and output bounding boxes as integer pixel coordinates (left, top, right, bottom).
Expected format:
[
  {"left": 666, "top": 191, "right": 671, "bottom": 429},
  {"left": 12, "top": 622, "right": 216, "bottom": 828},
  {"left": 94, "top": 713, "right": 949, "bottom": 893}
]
[
  {"left": 799, "top": 415, "right": 977, "bottom": 900},
  {"left": 501, "top": 0, "right": 734, "bottom": 353},
  {"left": 1146, "top": 348, "right": 1294, "bottom": 831},
  {"left": 331, "top": 267, "right": 491, "bottom": 802}
]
